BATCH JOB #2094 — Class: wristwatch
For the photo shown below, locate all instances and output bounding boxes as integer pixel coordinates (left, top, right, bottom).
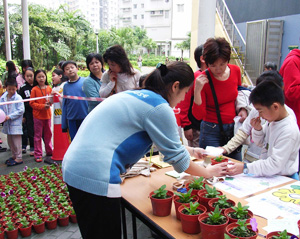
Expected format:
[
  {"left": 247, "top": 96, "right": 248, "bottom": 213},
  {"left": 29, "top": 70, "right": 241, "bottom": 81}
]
[{"left": 243, "top": 163, "right": 249, "bottom": 174}]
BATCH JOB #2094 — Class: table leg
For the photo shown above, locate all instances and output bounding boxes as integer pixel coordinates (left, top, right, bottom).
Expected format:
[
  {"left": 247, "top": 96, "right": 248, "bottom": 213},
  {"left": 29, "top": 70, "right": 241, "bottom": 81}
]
[
  {"left": 132, "top": 214, "right": 137, "bottom": 239},
  {"left": 121, "top": 203, "right": 127, "bottom": 239}
]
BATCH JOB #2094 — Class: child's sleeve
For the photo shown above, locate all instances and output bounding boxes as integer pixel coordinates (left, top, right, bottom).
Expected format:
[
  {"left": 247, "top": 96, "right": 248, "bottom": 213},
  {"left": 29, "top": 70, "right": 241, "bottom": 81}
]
[
  {"left": 9, "top": 97, "right": 25, "bottom": 120},
  {"left": 247, "top": 133, "right": 297, "bottom": 176},
  {"left": 251, "top": 125, "right": 266, "bottom": 147}
]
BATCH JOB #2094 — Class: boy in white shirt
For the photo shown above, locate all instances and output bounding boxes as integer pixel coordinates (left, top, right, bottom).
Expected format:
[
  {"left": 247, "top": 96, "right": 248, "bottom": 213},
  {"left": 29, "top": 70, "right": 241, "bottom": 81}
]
[{"left": 227, "top": 80, "right": 300, "bottom": 179}]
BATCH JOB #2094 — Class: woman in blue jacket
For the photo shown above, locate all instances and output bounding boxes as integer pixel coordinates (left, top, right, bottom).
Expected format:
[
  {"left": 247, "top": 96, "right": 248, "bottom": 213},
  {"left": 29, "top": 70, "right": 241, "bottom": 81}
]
[{"left": 62, "top": 61, "right": 228, "bottom": 239}]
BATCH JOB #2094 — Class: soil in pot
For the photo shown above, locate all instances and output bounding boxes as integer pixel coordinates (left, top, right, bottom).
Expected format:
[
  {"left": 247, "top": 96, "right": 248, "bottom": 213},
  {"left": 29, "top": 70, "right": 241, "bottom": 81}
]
[
  {"left": 149, "top": 191, "right": 174, "bottom": 217},
  {"left": 197, "top": 189, "right": 223, "bottom": 211},
  {"left": 208, "top": 198, "right": 235, "bottom": 214},
  {"left": 266, "top": 231, "right": 297, "bottom": 239},
  {"left": 173, "top": 195, "right": 199, "bottom": 220},
  {"left": 224, "top": 208, "right": 253, "bottom": 224},
  {"left": 198, "top": 213, "right": 229, "bottom": 239},
  {"left": 178, "top": 204, "right": 206, "bottom": 234},
  {"left": 226, "top": 222, "right": 258, "bottom": 239}
]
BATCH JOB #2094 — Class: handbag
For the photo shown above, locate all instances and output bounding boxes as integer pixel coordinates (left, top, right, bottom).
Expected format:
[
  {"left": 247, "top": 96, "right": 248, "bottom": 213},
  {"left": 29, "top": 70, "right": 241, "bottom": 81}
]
[{"left": 205, "top": 70, "right": 231, "bottom": 145}]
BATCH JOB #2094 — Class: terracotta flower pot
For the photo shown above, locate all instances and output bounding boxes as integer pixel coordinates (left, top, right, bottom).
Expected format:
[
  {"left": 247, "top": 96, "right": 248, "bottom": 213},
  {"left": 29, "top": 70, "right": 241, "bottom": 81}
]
[
  {"left": 298, "top": 220, "right": 300, "bottom": 238},
  {"left": 69, "top": 214, "right": 77, "bottom": 223},
  {"left": 32, "top": 222, "right": 45, "bottom": 234},
  {"left": 211, "top": 158, "right": 228, "bottom": 165},
  {"left": 186, "top": 182, "right": 207, "bottom": 196},
  {"left": 4, "top": 228, "right": 18, "bottom": 239},
  {"left": 226, "top": 222, "right": 258, "bottom": 239},
  {"left": 208, "top": 198, "right": 236, "bottom": 214},
  {"left": 198, "top": 213, "right": 229, "bottom": 239},
  {"left": 149, "top": 190, "right": 174, "bottom": 217},
  {"left": 178, "top": 204, "right": 207, "bottom": 234},
  {"left": 266, "top": 231, "right": 297, "bottom": 239},
  {"left": 46, "top": 218, "right": 58, "bottom": 230},
  {"left": 19, "top": 223, "right": 32, "bottom": 237},
  {"left": 197, "top": 189, "right": 223, "bottom": 211},
  {"left": 173, "top": 195, "right": 199, "bottom": 220},
  {"left": 223, "top": 208, "right": 253, "bottom": 224},
  {"left": 58, "top": 215, "right": 70, "bottom": 227}
]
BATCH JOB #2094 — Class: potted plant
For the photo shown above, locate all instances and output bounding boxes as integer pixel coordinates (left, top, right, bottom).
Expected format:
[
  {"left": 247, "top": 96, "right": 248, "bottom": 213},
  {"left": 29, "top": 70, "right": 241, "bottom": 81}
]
[
  {"left": 69, "top": 208, "right": 77, "bottom": 223},
  {"left": 45, "top": 214, "right": 58, "bottom": 230},
  {"left": 18, "top": 216, "right": 32, "bottom": 237},
  {"left": 149, "top": 184, "right": 174, "bottom": 217},
  {"left": 266, "top": 229, "right": 298, "bottom": 239},
  {"left": 0, "top": 228, "right": 4, "bottom": 239},
  {"left": 186, "top": 177, "right": 206, "bottom": 195},
  {"left": 4, "top": 220, "right": 18, "bottom": 239},
  {"left": 198, "top": 205, "right": 229, "bottom": 239},
  {"left": 173, "top": 189, "right": 199, "bottom": 220},
  {"left": 208, "top": 195, "right": 235, "bottom": 213},
  {"left": 31, "top": 215, "right": 45, "bottom": 234},
  {"left": 224, "top": 202, "right": 253, "bottom": 223},
  {"left": 197, "top": 184, "right": 223, "bottom": 210},
  {"left": 58, "top": 210, "right": 70, "bottom": 227},
  {"left": 225, "top": 219, "right": 258, "bottom": 239},
  {"left": 178, "top": 201, "right": 207, "bottom": 234},
  {"left": 211, "top": 156, "right": 228, "bottom": 165}
]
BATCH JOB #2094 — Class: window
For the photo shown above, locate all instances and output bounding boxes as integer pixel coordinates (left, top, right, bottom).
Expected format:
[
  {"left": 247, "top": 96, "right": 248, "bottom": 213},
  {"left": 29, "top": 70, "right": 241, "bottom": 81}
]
[
  {"left": 159, "top": 10, "right": 163, "bottom": 14},
  {"left": 165, "top": 10, "right": 169, "bottom": 18},
  {"left": 141, "top": 14, "right": 144, "bottom": 19},
  {"left": 177, "top": 4, "right": 184, "bottom": 12},
  {"left": 150, "top": 11, "right": 155, "bottom": 15},
  {"left": 133, "top": 4, "right": 137, "bottom": 8},
  {"left": 141, "top": 3, "right": 144, "bottom": 8},
  {"left": 165, "top": 0, "right": 169, "bottom": 2},
  {"left": 134, "top": 15, "right": 137, "bottom": 19}
]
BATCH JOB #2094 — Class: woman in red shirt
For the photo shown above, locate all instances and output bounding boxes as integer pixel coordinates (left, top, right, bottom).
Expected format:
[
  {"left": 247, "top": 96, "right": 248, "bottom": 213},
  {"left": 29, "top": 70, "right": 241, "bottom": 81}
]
[{"left": 193, "top": 38, "right": 246, "bottom": 161}]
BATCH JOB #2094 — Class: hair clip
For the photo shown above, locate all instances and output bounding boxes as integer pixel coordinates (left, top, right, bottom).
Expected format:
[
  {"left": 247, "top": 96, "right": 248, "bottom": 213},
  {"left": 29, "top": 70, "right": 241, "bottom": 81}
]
[{"left": 156, "top": 63, "right": 168, "bottom": 76}]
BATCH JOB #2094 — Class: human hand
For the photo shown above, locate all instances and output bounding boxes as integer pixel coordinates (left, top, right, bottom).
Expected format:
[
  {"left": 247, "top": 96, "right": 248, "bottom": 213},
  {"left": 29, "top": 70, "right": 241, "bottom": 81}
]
[
  {"left": 250, "top": 117, "right": 262, "bottom": 131},
  {"left": 45, "top": 102, "right": 50, "bottom": 109},
  {"left": 226, "top": 162, "right": 243, "bottom": 176},
  {"left": 238, "top": 108, "right": 248, "bottom": 123},
  {"left": 4, "top": 115, "right": 10, "bottom": 122},
  {"left": 219, "top": 147, "right": 227, "bottom": 154},
  {"left": 22, "top": 117, "right": 26, "bottom": 124},
  {"left": 184, "top": 129, "right": 193, "bottom": 141},
  {"left": 192, "top": 147, "right": 207, "bottom": 159},
  {"left": 195, "top": 74, "right": 209, "bottom": 91},
  {"left": 206, "top": 162, "right": 228, "bottom": 177},
  {"left": 109, "top": 70, "right": 117, "bottom": 82}
]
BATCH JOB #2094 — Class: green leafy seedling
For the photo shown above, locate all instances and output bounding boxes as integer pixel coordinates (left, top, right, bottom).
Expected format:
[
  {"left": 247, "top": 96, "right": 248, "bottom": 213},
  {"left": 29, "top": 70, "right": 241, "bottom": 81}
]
[
  {"left": 152, "top": 184, "right": 168, "bottom": 199},
  {"left": 182, "top": 202, "right": 202, "bottom": 215},
  {"left": 188, "top": 177, "right": 205, "bottom": 190},
  {"left": 174, "top": 189, "right": 195, "bottom": 203},
  {"left": 204, "top": 184, "right": 220, "bottom": 198}
]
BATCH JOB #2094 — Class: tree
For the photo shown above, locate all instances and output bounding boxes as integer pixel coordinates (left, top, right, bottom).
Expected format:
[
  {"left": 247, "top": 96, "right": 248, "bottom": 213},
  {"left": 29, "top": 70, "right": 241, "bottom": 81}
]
[
  {"left": 175, "top": 32, "right": 191, "bottom": 57},
  {"left": 142, "top": 38, "right": 157, "bottom": 56}
]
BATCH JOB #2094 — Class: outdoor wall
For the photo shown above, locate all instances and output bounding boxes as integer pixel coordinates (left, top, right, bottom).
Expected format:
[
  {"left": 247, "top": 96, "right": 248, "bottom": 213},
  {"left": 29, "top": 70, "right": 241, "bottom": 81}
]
[
  {"left": 236, "top": 14, "right": 300, "bottom": 67},
  {"left": 225, "top": 0, "right": 300, "bottom": 67}
]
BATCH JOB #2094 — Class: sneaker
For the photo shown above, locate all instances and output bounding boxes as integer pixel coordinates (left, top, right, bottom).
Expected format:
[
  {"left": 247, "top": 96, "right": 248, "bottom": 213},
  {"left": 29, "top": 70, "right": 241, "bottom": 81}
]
[
  {"left": 35, "top": 157, "right": 42, "bottom": 162},
  {"left": 30, "top": 151, "right": 34, "bottom": 157},
  {"left": 22, "top": 149, "right": 26, "bottom": 154}
]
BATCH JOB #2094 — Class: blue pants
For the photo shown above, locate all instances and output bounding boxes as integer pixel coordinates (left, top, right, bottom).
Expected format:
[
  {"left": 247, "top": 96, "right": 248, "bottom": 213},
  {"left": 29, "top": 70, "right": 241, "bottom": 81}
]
[
  {"left": 199, "top": 121, "right": 242, "bottom": 161},
  {"left": 68, "top": 119, "right": 84, "bottom": 141}
]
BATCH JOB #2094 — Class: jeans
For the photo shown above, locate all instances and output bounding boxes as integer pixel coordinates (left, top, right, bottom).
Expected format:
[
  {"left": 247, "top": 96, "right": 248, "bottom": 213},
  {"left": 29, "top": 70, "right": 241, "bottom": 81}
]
[
  {"left": 68, "top": 119, "right": 84, "bottom": 141},
  {"left": 199, "top": 121, "right": 242, "bottom": 161}
]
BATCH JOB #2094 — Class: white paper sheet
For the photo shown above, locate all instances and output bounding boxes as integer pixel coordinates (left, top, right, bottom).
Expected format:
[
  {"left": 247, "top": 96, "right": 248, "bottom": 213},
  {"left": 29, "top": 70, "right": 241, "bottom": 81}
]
[
  {"left": 263, "top": 218, "right": 300, "bottom": 235},
  {"left": 204, "top": 146, "right": 223, "bottom": 157},
  {"left": 214, "top": 173, "right": 294, "bottom": 198},
  {"left": 246, "top": 181, "right": 300, "bottom": 219}
]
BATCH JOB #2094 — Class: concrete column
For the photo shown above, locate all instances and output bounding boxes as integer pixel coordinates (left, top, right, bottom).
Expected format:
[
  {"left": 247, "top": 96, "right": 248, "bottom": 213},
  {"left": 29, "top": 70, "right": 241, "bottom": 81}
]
[
  {"left": 190, "top": 0, "right": 216, "bottom": 70},
  {"left": 3, "top": 0, "right": 12, "bottom": 61},
  {"left": 22, "top": 0, "right": 31, "bottom": 59}
]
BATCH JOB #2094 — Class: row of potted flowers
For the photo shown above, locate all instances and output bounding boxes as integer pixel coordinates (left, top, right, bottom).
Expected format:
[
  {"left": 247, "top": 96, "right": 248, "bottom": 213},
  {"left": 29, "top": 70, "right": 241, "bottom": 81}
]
[
  {"left": 0, "top": 164, "right": 77, "bottom": 239},
  {"left": 149, "top": 177, "right": 300, "bottom": 239}
]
